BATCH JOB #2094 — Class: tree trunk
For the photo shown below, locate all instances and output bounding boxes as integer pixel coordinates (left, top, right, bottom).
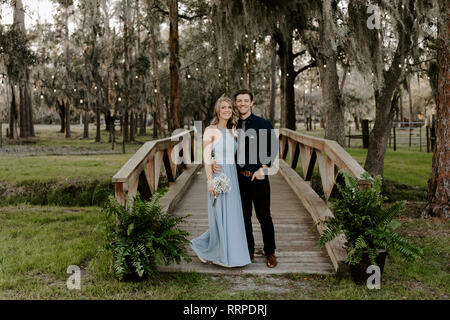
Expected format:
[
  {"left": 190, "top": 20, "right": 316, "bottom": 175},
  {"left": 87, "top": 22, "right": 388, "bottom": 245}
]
[
  {"left": 65, "top": 99, "right": 71, "bottom": 138},
  {"left": 152, "top": 111, "right": 157, "bottom": 138},
  {"left": 317, "top": 0, "right": 345, "bottom": 146},
  {"left": 9, "top": 85, "right": 19, "bottom": 140},
  {"left": 19, "top": 84, "right": 26, "bottom": 138},
  {"left": 57, "top": 100, "right": 66, "bottom": 133},
  {"left": 276, "top": 30, "right": 296, "bottom": 130},
  {"left": 364, "top": 91, "right": 399, "bottom": 177},
  {"left": 146, "top": 0, "right": 163, "bottom": 138},
  {"left": 268, "top": 47, "right": 276, "bottom": 125},
  {"left": 95, "top": 105, "right": 101, "bottom": 142},
  {"left": 130, "top": 110, "right": 135, "bottom": 142},
  {"left": 169, "top": 0, "right": 181, "bottom": 132},
  {"left": 83, "top": 109, "right": 89, "bottom": 139},
  {"left": 407, "top": 79, "right": 413, "bottom": 123},
  {"left": 399, "top": 88, "right": 404, "bottom": 124},
  {"left": 139, "top": 112, "right": 145, "bottom": 135},
  {"left": 124, "top": 111, "right": 129, "bottom": 142},
  {"left": 354, "top": 115, "right": 360, "bottom": 131},
  {"left": 25, "top": 82, "right": 34, "bottom": 136},
  {"left": 422, "top": 0, "right": 449, "bottom": 218}
]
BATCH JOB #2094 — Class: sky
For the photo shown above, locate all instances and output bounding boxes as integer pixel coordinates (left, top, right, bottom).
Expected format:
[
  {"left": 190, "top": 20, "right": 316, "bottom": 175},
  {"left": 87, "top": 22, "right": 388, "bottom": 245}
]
[{"left": 1, "top": 0, "right": 56, "bottom": 29}]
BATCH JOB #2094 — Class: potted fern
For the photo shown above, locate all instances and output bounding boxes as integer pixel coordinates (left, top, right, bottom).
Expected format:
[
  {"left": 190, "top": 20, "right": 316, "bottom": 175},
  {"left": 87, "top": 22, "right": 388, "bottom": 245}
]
[
  {"left": 319, "top": 171, "right": 422, "bottom": 284},
  {"left": 101, "top": 192, "right": 191, "bottom": 280}
]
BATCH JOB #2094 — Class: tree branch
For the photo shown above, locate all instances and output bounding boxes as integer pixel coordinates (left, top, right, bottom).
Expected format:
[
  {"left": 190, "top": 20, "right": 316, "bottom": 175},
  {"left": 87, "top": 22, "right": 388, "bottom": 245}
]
[
  {"left": 154, "top": 4, "right": 205, "bottom": 20},
  {"left": 294, "top": 60, "right": 317, "bottom": 77},
  {"left": 292, "top": 49, "right": 307, "bottom": 60}
]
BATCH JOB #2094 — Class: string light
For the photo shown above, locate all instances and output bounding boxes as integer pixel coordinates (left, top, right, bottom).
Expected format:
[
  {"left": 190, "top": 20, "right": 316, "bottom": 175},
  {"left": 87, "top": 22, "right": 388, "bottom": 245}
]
[
  {"left": 187, "top": 74, "right": 191, "bottom": 79},
  {"left": 80, "top": 99, "right": 83, "bottom": 104},
  {"left": 153, "top": 89, "right": 157, "bottom": 93},
  {"left": 118, "top": 97, "right": 122, "bottom": 101}
]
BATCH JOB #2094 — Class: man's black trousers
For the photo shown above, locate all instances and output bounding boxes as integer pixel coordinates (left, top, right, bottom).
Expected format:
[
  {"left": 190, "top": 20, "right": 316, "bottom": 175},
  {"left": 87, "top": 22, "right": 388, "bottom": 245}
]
[{"left": 237, "top": 174, "right": 276, "bottom": 256}]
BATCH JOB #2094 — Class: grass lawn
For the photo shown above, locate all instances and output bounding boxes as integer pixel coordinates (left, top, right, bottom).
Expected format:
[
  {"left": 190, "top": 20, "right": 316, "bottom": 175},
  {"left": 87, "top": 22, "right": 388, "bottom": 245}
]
[
  {"left": 0, "top": 205, "right": 448, "bottom": 299},
  {"left": 0, "top": 154, "right": 134, "bottom": 183}
]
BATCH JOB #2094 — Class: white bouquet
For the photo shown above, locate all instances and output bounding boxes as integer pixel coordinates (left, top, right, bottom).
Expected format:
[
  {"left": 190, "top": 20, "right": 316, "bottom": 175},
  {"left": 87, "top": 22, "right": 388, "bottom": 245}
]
[{"left": 209, "top": 173, "right": 231, "bottom": 206}]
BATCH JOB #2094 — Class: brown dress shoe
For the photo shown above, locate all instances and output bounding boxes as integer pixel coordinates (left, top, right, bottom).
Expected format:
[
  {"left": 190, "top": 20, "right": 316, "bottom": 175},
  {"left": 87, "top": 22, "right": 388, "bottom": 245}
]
[
  {"left": 266, "top": 254, "right": 277, "bottom": 268},
  {"left": 249, "top": 253, "right": 254, "bottom": 262}
]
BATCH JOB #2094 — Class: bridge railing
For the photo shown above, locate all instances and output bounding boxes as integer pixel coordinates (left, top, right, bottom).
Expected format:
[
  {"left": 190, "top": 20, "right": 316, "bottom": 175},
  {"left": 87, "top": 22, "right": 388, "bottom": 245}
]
[
  {"left": 279, "top": 128, "right": 371, "bottom": 201},
  {"left": 278, "top": 128, "right": 372, "bottom": 273},
  {"left": 112, "top": 130, "right": 195, "bottom": 207}
]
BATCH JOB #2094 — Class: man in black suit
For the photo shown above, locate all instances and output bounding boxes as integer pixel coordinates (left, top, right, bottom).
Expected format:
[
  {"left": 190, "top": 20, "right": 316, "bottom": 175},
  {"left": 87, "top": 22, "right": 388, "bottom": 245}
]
[{"left": 233, "top": 89, "right": 278, "bottom": 268}]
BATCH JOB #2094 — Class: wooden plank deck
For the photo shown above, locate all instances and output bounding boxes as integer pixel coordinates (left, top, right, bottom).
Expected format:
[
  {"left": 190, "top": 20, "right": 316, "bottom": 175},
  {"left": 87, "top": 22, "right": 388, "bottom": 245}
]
[{"left": 158, "top": 169, "right": 335, "bottom": 275}]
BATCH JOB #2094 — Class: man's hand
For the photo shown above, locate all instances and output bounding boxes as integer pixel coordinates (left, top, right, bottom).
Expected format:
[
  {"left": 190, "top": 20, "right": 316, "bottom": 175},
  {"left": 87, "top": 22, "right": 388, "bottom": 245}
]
[
  {"left": 211, "top": 159, "right": 222, "bottom": 174},
  {"left": 251, "top": 168, "right": 265, "bottom": 181}
]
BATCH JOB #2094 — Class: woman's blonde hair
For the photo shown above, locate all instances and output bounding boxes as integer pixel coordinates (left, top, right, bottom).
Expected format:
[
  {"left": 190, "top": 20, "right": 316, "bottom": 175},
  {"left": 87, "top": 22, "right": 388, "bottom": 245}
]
[{"left": 210, "top": 96, "right": 238, "bottom": 138}]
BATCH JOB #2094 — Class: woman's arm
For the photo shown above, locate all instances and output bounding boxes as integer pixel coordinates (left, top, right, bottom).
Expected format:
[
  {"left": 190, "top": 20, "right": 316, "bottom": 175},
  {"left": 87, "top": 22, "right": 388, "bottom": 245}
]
[{"left": 203, "top": 127, "right": 217, "bottom": 196}]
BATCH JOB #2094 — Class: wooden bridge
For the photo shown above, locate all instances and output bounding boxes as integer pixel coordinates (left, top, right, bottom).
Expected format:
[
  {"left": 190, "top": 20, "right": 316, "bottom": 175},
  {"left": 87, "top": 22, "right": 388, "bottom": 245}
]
[{"left": 112, "top": 128, "right": 370, "bottom": 275}]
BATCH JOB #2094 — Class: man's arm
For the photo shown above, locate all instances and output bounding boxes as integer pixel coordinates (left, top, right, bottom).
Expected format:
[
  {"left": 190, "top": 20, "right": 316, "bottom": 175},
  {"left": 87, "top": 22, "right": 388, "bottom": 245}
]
[{"left": 265, "top": 119, "right": 278, "bottom": 171}]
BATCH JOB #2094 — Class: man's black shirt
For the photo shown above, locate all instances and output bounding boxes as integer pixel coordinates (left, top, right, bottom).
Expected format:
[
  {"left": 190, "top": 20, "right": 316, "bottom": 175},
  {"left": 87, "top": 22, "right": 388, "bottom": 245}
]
[{"left": 236, "top": 112, "right": 278, "bottom": 173}]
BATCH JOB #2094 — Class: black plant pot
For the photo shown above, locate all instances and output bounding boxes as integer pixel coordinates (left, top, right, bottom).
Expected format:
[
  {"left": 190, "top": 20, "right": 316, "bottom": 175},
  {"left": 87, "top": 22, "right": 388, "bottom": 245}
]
[{"left": 349, "top": 250, "right": 388, "bottom": 285}]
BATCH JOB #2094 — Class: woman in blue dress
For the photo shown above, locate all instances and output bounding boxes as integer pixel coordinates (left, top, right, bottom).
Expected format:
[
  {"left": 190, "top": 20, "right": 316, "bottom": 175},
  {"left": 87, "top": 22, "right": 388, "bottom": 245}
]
[{"left": 190, "top": 96, "right": 251, "bottom": 268}]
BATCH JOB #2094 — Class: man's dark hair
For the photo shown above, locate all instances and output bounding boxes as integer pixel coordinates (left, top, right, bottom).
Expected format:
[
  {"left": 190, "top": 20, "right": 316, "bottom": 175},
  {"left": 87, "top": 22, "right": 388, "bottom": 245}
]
[{"left": 234, "top": 89, "right": 253, "bottom": 102}]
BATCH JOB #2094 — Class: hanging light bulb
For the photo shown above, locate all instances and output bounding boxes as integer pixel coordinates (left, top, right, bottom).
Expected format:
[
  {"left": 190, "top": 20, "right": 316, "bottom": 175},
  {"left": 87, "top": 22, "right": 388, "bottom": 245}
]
[
  {"left": 135, "top": 75, "right": 138, "bottom": 79},
  {"left": 54, "top": 89, "right": 57, "bottom": 93},
  {"left": 323, "top": 64, "right": 327, "bottom": 68},
  {"left": 94, "top": 86, "right": 97, "bottom": 90},
  {"left": 218, "top": 73, "right": 221, "bottom": 77},
  {"left": 74, "top": 88, "right": 77, "bottom": 92},
  {"left": 218, "top": 56, "right": 222, "bottom": 60},
  {"left": 80, "top": 99, "right": 84, "bottom": 104},
  {"left": 187, "top": 74, "right": 191, "bottom": 79},
  {"left": 154, "top": 89, "right": 157, "bottom": 93},
  {"left": 115, "top": 81, "right": 118, "bottom": 86},
  {"left": 195, "top": 67, "right": 199, "bottom": 71},
  {"left": 118, "top": 97, "right": 122, "bottom": 101},
  {"left": 40, "top": 93, "right": 44, "bottom": 99},
  {"left": 240, "top": 76, "right": 243, "bottom": 80},
  {"left": 245, "top": 34, "right": 248, "bottom": 38}
]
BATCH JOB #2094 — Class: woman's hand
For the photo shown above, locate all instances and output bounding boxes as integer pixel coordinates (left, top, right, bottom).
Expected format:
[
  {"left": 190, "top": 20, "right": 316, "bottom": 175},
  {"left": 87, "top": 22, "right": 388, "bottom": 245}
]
[
  {"left": 208, "top": 181, "right": 218, "bottom": 197},
  {"left": 211, "top": 159, "right": 222, "bottom": 174},
  {"left": 251, "top": 168, "right": 265, "bottom": 181}
]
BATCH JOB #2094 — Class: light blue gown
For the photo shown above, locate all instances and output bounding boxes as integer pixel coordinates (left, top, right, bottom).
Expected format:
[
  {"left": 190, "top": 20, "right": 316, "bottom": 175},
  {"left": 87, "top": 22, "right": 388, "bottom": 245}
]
[{"left": 190, "top": 128, "right": 251, "bottom": 267}]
